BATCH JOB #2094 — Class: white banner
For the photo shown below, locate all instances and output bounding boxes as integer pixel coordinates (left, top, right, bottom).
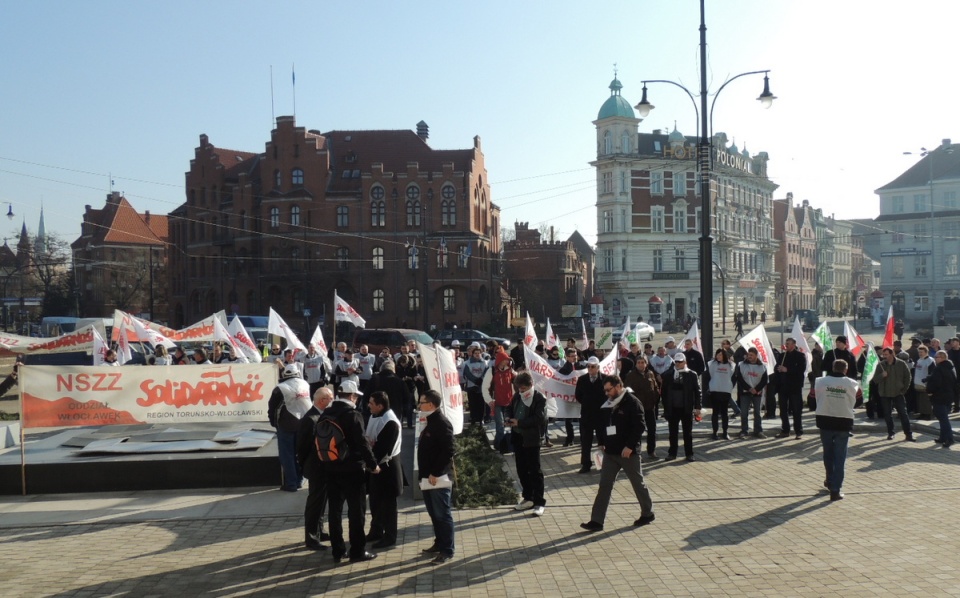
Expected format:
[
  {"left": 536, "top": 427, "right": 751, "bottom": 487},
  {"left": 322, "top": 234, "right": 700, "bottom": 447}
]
[
  {"left": 417, "top": 341, "right": 464, "bottom": 434},
  {"left": 523, "top": 312, "right": 538, "bottom": 349},
  {"left": 680, "top": 321, "right": 704, "bottom": 362},
  {"left": 737, "top": 324, "right": 776, "bottom": 375},
  {"left": 20, "top": 363, "right": 278, "bottom": 429},
  {"left": 523, "top": 344, "right": 617, "bottom": 419},
  {"left": 334, "top": 292, "right": 367, "bottom": 328},
  {"left": 0, "top": 325, "right": 98, "bottom": 355},
  {"left": 213, "top": 318, "right": 249, "bottom": 363},
  {"left": 268, "top": 307, "right": 306, "bottom": 355},
  {"left": 791, "top": 316, "right": 813, "bottom": 375},
  {"left": 112, "top": 310, "right": 220, "bottom": 344}
]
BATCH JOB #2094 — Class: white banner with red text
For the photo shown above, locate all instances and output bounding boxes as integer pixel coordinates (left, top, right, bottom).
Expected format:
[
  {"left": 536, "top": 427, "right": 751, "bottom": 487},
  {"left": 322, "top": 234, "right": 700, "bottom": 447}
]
[
  {"left": 19, "top": 363, "right": 278, "bottom": 429},
  {"left": 523, "top": 345, "right": 617, "bottom": 419},
  {"left": 417, "top": 341, "right": 464, "bottom": 435}
]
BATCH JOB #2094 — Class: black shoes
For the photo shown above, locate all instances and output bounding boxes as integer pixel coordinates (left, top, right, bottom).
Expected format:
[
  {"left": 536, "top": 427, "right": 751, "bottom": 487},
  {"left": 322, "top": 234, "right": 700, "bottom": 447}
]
[
  {"left": 830, "top": 492, "right": 844, "bottom": 501},
  {"left": 685, "top": 455, "right": 696, "bottom": 462},
  {"left": 580, "top": 521, "right": 604, "bottom": 532},
  {"left": 304, "top": 541, "right": 327, "bottom": 551},
  {"left": 634, "top": 514, "right": 656, "bottom": 527},
  {"left": 664, "top": 454, "right": 677, "bottom": 461},
  {"left": 431, "top": 554, "right": 453, "bottom": 565},
  {"left": 775, "top": 431, "right": 790, "bottom": 439},
  {"left": 711, "top": 433, "right": 719, "bottom": 440},
  {"left": 563, "top": 438, "right": 575, "bottom": 447},
  {"left": 349, "top": 552, "right": 378, "bottom": 563},
  {"left": 422, "top": 545, "right": 442, "bottom": 554},
  {"left": 722, "top": 432, "right": 731, "bottom": 440},
  {"left": 577, "top": 466, "right": 592, "bottom": 474},
  {"left": 905, "top": 435, "right": 916, "bottom": 442},
  {"left": 887, "top": 434, "right": 895, "bottom": 440}
]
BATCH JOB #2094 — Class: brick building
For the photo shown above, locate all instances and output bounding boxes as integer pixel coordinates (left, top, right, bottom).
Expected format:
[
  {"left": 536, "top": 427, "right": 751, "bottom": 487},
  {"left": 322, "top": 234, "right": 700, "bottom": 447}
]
[
  {"left": 773, "top": 194, "right": 817, "bottom": 319},
  {"left": 167, "top": 116, "right": 503, "bottom": 332}
]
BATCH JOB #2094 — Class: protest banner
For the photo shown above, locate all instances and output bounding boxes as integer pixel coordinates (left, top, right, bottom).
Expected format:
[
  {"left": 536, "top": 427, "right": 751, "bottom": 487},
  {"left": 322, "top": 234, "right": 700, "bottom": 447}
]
[
  {"left": 417, "top": 341, "right": 464, "bottom": 434},
  {"left": 522, "top": 344, "right": 616, "bottom": 418}
]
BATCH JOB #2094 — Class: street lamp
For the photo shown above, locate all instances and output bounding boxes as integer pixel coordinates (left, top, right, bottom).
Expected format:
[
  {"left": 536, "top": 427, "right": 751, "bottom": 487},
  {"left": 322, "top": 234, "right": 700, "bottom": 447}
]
[{"left": 635, "top": 0, "right": 775, "bottom": 355}]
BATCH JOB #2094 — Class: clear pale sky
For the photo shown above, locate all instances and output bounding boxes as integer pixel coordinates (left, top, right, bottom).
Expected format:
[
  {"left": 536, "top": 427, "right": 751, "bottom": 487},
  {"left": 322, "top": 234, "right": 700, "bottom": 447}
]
[{"left": 1, "top": 0, "right": 956, "bottom": 248}]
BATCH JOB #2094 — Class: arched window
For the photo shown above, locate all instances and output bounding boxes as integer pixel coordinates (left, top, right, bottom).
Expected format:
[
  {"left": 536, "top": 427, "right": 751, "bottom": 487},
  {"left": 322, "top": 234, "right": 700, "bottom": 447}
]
[
  {"left": 408, "top": 289, "right": 420, "bottom": 312},
  {"left": 269, "top": 207, "right": 280, "bottom": 228},
  {"left": 621, "top": 130, "right": 630, "bottom": 153},
  {"left": 408, "top": 245, "right": 419, "bottom": 270},
  {"left": 371, "top": 185, "right": 385, "bottom": 201},
  {"left": 406, "top": 199, "right": 421, "bottom": 226},
  {"left": 290, "top": 205, "right": 300, "bottom": 226},
  {"left": 441, "top": 200, "right": 456, "bottom": 226},
  {"left": 337, "top": 205, "right": 349, "bottom": 227},
  {"left": 443, "top": 288, "right": 456, "bottom": 312},
  {"left": 372, "top": 289, "right": 385, "bottom": 312},
  {"left": 406, "top": 185, "right": 421, "bottom": 201},
  {"left": 273, "top": 170, "right": 281, "bottom": 189},
  {"left": 441, "top": 185, "right": 456, "bottom": 201},
  {"left": 603, "top": 130, "right": 613, "bottom": 155},
  {"left": 372, "top": 247, "right": 384, "bottom": 270},
  {"left": 336, "top": 247, "right": 349, "bottom": 270},
  {"left": 270, "top": 247, "right": 280, "bottom": 271},
  {"left": 371, "top": 200, "right": 385, "bottom": 227},
  {"left": 291, "top": 168, "right": 304, "bottom": 186}
]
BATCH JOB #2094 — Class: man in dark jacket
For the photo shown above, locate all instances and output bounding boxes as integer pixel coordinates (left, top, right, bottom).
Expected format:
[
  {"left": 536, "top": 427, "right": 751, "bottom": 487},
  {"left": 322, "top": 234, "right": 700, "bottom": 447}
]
[
  {"left": 417, "top": 389, "right": 456, "bottom": 564},
  {"left": 663, "top": 353, "right": 702, "bottom": 461},
  {"left": 926, "top": 350, "right": 957, "bottom": 447},
  {"left": 296, "top": 387, "right": 334, "bottom": 550},
  {"left": 364, "top": 391, "right": 403, "bottom": 548},
  {"left": 682, "top": 339, "right": 706, "bottom": 377},
  {"left": 575, "top": 356, "right": 608, "bottom": 471},
  {"left": 508, "top": 372, "right": 548, "bottom": 516},
  {"left": 624, "top": 355, "right": 661, "bottom": 460},
  {"left": 368, "top": 360, "right": 414, "bottom": 429},
  {"left": 821, "top": 336, "right": 857, "bottom": 381},
  {"left": 947, "top": 338, "right": 960, "bottom": 413},
  {"left": 775, "top": 339, "right": 808, "bottom": 439},
  {"left": 320, "top": 380, "right": 380, "bottom": 563},
  {"left": 580, "top": 374, "right": 655, "bottom": 532}
]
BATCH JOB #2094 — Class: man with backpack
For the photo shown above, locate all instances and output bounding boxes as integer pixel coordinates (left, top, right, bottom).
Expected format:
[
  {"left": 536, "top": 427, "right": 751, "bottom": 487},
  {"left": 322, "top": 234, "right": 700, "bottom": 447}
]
[
  {"left": 297, "top": 387, "right": 334, "bottom": 550},
  {"left": 316, "top": 380, "right": 381, "bottom": 563}
]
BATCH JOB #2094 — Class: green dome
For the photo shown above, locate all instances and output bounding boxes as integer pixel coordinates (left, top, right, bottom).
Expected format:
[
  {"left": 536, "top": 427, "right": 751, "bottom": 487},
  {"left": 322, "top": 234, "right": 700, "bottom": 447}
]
[
  {"left": 668, "top": 127, "right": 685, "bottom": 142},
  {"left": 597, "top": 78, "right": 635, "bottom": 119}
]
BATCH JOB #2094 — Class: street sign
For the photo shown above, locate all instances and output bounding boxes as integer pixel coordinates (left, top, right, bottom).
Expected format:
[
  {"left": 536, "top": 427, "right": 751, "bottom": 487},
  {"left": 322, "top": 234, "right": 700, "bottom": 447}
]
[{"left": 857, "top": 295, "right": 866, "bottom": 304}]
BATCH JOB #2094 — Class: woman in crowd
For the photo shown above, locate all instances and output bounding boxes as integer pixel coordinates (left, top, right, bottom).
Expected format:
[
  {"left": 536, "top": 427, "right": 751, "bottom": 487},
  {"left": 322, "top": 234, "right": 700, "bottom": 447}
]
[{"left": 706, "top": 348, "right": 735, "bottom": 440}]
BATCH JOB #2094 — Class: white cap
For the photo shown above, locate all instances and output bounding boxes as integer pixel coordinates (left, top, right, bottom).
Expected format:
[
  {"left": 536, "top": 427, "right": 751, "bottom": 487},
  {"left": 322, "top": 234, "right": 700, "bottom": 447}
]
[
  {"left": 665, "top": 336, "right": 676, "bottom": 344},
  {"left": 281, "top": 364, "right": 301, "bottom": 380},
  {"left": 451, "top": 340, "right": 460, "bottom": 347},
  {"left": 586, "top": 356, "right": 600, "bottom": 366},
  {"left": 339, "top": 380, "right": 363, "bottom": 395},
  {"left": 469, "top": 342, "right": 483, "bottom": 350},
  {"left": 673, "top": 353, "right": 686, "bottom": 363}
]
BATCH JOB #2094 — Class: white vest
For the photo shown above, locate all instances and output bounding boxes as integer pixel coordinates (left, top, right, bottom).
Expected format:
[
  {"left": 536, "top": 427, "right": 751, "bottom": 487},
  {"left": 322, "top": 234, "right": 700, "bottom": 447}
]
[
  {"left": 364, "top": 409, "right": 402, "bottom": 462},
  {"left": 278, "top": 378, "right": 312, "bottom": 419}
]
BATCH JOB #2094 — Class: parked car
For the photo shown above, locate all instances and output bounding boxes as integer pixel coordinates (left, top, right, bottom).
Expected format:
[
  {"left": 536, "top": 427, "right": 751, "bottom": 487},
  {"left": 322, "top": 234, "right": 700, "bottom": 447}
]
[
  {"left": 793, "top": 309, "right": 820, "bottom": 331},
  {"left": 610, "top": 322, "right": 655, "bottom": 346},
  {"left": 351, "top": 328, "right": 435, "bottom": 355},
  {"left": 433, "top": 329, "right": 510, "bottom": 349}
]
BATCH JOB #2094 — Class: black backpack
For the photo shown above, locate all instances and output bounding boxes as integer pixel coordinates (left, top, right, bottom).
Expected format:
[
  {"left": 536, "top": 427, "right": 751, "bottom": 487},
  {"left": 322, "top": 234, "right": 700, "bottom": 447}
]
[{"left": 315, "top": 415, "right": 350, "bottom": 463}]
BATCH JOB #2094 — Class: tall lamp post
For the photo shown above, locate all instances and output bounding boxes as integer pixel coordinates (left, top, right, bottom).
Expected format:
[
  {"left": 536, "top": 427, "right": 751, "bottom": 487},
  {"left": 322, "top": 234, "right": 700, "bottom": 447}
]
[{"left": 634, "top": 0, "right": 775, "bottom": 354}]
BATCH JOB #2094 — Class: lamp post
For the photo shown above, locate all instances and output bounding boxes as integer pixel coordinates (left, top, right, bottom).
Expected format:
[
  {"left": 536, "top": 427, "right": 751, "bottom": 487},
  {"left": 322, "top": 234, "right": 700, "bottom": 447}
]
[
  {"left": 712, "top": 260, "right": 726, "bottom": 335},
  {"left": 634, "top": 0, "right": 775, "bottom": 354}
]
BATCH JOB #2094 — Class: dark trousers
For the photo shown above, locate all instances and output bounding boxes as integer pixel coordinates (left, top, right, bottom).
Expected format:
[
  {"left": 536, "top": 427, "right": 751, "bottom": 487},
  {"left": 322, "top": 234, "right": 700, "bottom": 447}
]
[
  {"left": 467, "top": 387, "right": 485, "bottom": 425},
  {"left": 666, "top": 410, "right": 694, "bottom": 457},
  {"left": 513, "top": 443, "right": 545, "bottom": 507},
  {"left": 820, "top": 428, "right": 850, "bottom": 493},
  {"left": 579, "top": 414, "right": 604, "bottom": 467},
  {"left": 422, "top": 488, "right": 455, "bottom": 557},
  {"left": 326, "top": 471, "right": 368, "bottom": 558},
  {"left": 643, "top": 408, "right": 657, "bottom": 455},
  {"left": 564, "top": 418, "right": 576, "bottom": 442},
  {"left": 710, "top": 392, "right": 730, "bottom": 433},
  {"left": 590, "top": 453, "right": 654, "bottom": 524},
  {"left": 933, "top": 403, "right": 955, "bottom": 444},
  {"left": 881, "top": 395, "right": 912, "bottom": 437},
  {"left": 368, "top": 483, "right": 398, "bottom": 543},
  {"left": 779, "top": 389, "right": 804, "bottom": 434},
  {"left": 303, "top": 471, "right": 328, "bottom": 543},
  {"left": 764, "top": 386, "right": 778, "bottom": 418}
]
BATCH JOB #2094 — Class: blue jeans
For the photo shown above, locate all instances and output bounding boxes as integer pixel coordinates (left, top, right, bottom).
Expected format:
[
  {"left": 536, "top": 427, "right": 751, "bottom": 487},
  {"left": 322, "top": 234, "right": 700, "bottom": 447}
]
[
  {"left": 933, "top": 403, "right": 955, "bottom": 445},
  {"left": 819, "top": 428, "right": 850, "bottom": 493},
  {"left": 276, "top": 428, "right": 302, "bottom": 490},
  {"left": 422, "top": 487, "right": 455, "bottom": 557},
  {"left": 493, "top": 404, "right": 511, "bottom": 450},
  {"left": 740, "top": 394, "right": 763, "bottom": 433}
]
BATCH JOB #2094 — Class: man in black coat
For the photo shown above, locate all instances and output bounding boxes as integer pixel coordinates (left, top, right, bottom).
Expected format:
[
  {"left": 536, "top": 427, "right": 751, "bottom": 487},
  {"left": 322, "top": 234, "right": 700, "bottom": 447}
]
[
  {"left": 574, "top": 356, "right": 606, "bottom": 473},
  {"left": 821, "top": 336, "right": 858, "bottom": 381},
  {"left": 663, "top": 353, "right": 703, "bottom": 461},
  {"left": 368, "top": 360, "right": 413, "bottom": 427},
  {"left": 364, "top": 391, "right": 403, "bottom": 548},
  {"left": 682, "top": 339, "right": 706, "bottom": 377},
  {"left": 320, "top": 380, "right": 380, "bottom": 563},
  {"left": 775, "top": 338, "right": 809, "bottom": 439},
  {"left": 296, "top": 387, "right": 334, "bottom": 550},
  {"left": 417, "top": 390, "right": 456, "bottom": 564}
]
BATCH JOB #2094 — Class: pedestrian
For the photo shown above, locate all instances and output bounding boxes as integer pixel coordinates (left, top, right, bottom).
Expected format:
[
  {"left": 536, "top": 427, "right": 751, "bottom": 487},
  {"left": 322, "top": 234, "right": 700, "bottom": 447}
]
[
  {"left": 301, "top": 343, "right": 329, "bottom": 401},
  {"left": 297, "top": 387, "right": 334, "bottom": 550},
  {"left": 557, "top": 347, "right": 585, "bottom": 446},
  {"left": 623, "top": 355, "right": 661, "bottom": 460},
  {"left": 663, "top": 353, "right": 702, "bottom": 461},
  {"left": 774, "top": 339, "right": 807, "bottom": 440},
  {"left": 808, "top": 341, "right": 824, "bottom": 410},
  {"left": 579, "top": 374, "right": 656, "bottom": 532},
  {"left": 171, "top": 346, "right": 188, "bottom": 365},
  {"left": 417, "top": 390, "right": 456, "bottom": 564},
  {"left": 750, "top": 309, "right": 757, "bottom": 325},
  {"left": 815, "top": 359, "right": 859, "bottom": 501},
  {"left": 575, "top": 356, "right": 608, "bottom": 471},
  {"left": 925, "top": 350, "right": 956, "bottom": 447},
  {"left": 192, "top": 347, "right": 212, "bottom": 365},
  {"left": 760, "top": 310, "right": 767, "bottom": 324},
  {"left": 268, "top": 364, "right": 313, "bottom": 492},
  {"left": 364, "top": 391, "right": 402, "bottom": 548},
  {"left": 872, "top": 347, "right": 915, "bottom": 441},
  {"left": 482, "top": 347, "right": 516, "bottom": 454},
  {"left": 367, "top": 360, "right": 414, "bottom": 429},
  {"left": 321, "top": 380, "right": 380, "bottom": 563},
  {"left": 706, "top": 348, "right": 735, "bottom": 440},
  {"left": 734, "top": 317, "right": 745, "bottom": 340},
  {"left": 153, "top": 345, "right": 170, "bottom": 365},
  {"left": 461, "top": 343, "right": 489, "bottom": 427},
  {"left": 733, "top": 348, "right": 768, "bottom": 438},
  {"left": 894, "top": 319, "right": 904, "bottom": 342},
  {"left": 356, "top": 344, "right": 377, "bottom": 396},
  {"left": 508, "top": 372, "right": 547, "bottom": 516},
  {"left": 913, "top": 345, "right": 935, "bottom": 420},
  {"left": 947, "top": 338, "right": 960, "bottom": 413}
]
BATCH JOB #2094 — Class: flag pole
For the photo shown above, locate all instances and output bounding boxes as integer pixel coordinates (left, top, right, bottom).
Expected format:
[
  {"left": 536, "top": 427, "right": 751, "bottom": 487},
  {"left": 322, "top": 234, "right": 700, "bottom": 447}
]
[
  {"left": 332, "top": 290, "right": 337, "bottom": 359},
  {"left": 18, "top": 373, "right": 25, "bottom": 495}
]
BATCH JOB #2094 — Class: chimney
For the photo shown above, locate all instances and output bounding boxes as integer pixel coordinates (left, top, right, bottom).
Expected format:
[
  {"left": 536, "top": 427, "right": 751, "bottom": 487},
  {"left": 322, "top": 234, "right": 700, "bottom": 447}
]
[
  {"left": 416, "top": 120, "right": 429, "bottom": 141},
  {"left": 144, "top": 210, "right": 151, "bottom": 224},
  {"left": 550, "top": 226, "right": 555, "bottom": 244},
  {"left": 802, "top": 199, "right": 809, "bottom": 208},
  {"left": 943, "top": 138, "right": 952, "bottom": 147}
]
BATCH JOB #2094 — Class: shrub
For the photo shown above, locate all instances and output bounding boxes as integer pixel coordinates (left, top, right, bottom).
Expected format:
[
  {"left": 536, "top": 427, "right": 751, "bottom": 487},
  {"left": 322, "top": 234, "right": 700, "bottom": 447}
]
[{"left": 452, "top": 424, "right": 518, "bottom": 508}]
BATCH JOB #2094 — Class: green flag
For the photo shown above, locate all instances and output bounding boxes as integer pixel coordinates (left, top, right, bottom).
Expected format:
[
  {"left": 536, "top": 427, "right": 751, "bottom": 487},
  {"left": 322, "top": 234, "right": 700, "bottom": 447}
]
[
  {"left": 861, "top": 342, "right": 879, "bottom": 403},
  {"left": 812, "top": 321, "right": 833, "bottom": 352}
]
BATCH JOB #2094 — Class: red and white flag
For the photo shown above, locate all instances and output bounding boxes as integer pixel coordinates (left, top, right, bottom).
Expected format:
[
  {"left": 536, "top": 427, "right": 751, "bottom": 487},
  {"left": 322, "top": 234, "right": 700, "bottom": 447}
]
[
  {"left": 213, "top": 318, "right": 249, "bottom": 363},
  {"left": 268, "top": 307, "right": 307, "bottom": 355},
  {"left": 334, "top": 292, "right": 366, "bottom": 328},
  {"left": 738, "top": 324, "right": 776, "bottom": 375},
  {"left": 523, "top": 312, "right": 538, "bottom": 349},
  {"left": 124, "top": 310, "right": 176, "bottom": 349},
  {"left": 92, "top": 327, "right": 108, "bottom": 366},
  {"left": 544, "top": 318, "right": 558, "bottom": 351},
  {"left": 791, "top": 316, "right": 813, "bottom": 375},
  {"left": 680, "top": 320, "right": 703, "bottom": 361},
  {"left": 227, "top": 317, "right": 263, "bottom": 363},
  {"left": 309, "top": 325, "right": 333, "bottom": 372},
  {"left": 577, "top": 319, "right": 589, "bottom": 351},
  {"left": 117, "top": 325, "right": 133, "bottom": 365},
  {"left": 882, "top": 306, "right": 895, "bottom": 350},
  {"left": 844, "top": 321, "right": 866, "bottom": 358}
]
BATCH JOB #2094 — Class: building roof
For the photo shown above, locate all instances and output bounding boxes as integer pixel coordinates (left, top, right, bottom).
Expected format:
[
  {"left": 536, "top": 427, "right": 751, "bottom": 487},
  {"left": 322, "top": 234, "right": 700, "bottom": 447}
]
[
  {"left": 876, "top": 143, "right": 960, "bottom": 192},
  {"left": 597, "top": 78, "right": 635, "bottom": 120},
  {"left": 566, "top": 230, "right": 595, "bottom": 256},
  {"left": 72, "top": 194, "right": 168, "bottom": 249}
]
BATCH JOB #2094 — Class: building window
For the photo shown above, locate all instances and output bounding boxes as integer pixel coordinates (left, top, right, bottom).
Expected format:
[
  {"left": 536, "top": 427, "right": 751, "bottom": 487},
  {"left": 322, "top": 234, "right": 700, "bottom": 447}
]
[
  {"left": 292, "top": 168, "right": 304, "bottom": 187},
  {"left": 458, "top": 245, "right": 471, "bottom": 268},
  {"left": 407, "top": 245, "right": 419, "bottom": 270},
  {"left": 408, "top": 288, "right": 420, "bottom": 312},
  {"left": 239, "top": 210, "right": 246, "bottom": 231},
  {"left": 602, "top": 210, "right": 613, "bottom": 233},
  {"left": 443, "top": 288, "right": 456, "bottom": 312},
  {"left": 290, "top": 205, "right": 300, "bottom": 226},
  {"left": 270, "top": 247, "right": 280, "bottom": 271},
  {"left": 914, "top": 291, "right": 929, "bottom": 312},
  {"left": 675, "top": 248, "right": 685, "bottom": 271},
  {"left": 651, "top": 207, "right": 664, "bottom": 233},
  {"left": 437, "top": 242, "right": 449, "bottom": 268},
  {"left": 371, "top": 185, "right": 385, "bottom": 201},
  {"left": 372, "top": 247, "right": 384, "bottom": 270},
  {"left": 441, "top": 200, "right": 456, "bottom": 225},
  {"left": 406, "top": 185, "right": 420, "bottom": 201},
  {"left": 269, "top": 207, "right": 280, "bottom": 228},
  {"left": 621, "top": 249, "right": 627, "bottom": 272},
  {"left": 441, "top": 184, "right": 455, "bottom": 200},
  {"left": 373, "top": 289, "right": 385, "bottom": 312},
  {"left": 337, "top": 205, "right": 349, "bottom": 227},
  {"left": 944, "top": 190, "right": 958, "bottom": 209},
  {"left": 336, "top": 247, "right": 349, "bottom": 270},
  {"left": 406, "top": 200, "right": 421, "bottom": 226},
  {"left": 914, "top": 193, "right": 927, "bottom": 212},
  {"left": 914, "top": 222, "right": 926, "bottom": 239},
  {"left": 371, "top": 200, "right": 385, "bottom": 227},
  {"left": 291, "top": 247, "right": 300, "bottom": 267},
  {"left": 621, "top": 131, "right": 630, "bottom": 153},
  {"left": 915, "top": 255, "right": 927, "bottom": 277},
  {"left": 603, "top": 131, "right": 613, "bottom": 155},
  {"left": 892, "top": 256, "right": 904, "bottom": 278},
  {"left": 946, "top": 253, "right": 958, "bottom": 276},
  {"left": 674, "top": 172, "right": 687, "bottom": 196},
  {"left": 603, "top": 249, "right": 614, "bottom": 272},
  {"left": 653, "top": 249, "right": 663, "bottom": 272},
  {"left": 891, "top": 224, "right": 904, "bottom": 244},
  {"left": 651, "top": 171, "right": 663, "bottom": 195},
  {"left": 891, "top": 195, "right": 903, "bottom": 213},
  {"left": 673, "top": 206, "right": 687, "bottom": 233},
  {"left": 601, "top": 172, "right": 613, "bottom": 194},
  {"left": 292, "top": 289, "right": 304, "bottom": 314},
  {"left": 274, "top": 170, "right": 281, "bottom": 189},
  {"left": 695, "top": 208, "right": 702, "bottom": 234}
]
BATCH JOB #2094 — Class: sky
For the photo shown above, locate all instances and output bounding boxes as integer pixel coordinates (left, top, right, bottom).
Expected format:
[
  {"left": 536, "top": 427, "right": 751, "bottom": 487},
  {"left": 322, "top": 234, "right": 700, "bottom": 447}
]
[{"left": 2, "top": 0, "right": 958, "bottom": 249}]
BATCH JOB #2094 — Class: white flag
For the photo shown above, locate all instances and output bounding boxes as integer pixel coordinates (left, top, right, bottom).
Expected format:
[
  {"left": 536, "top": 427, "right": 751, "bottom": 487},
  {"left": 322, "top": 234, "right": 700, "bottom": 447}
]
[
  {"left": 544, "top": 318, "right": 558, "bottom": 350},
  {"left": 268, "top": 307, "right": 306, "bottom": 355},
  {"left": 577, "top": 319, "right": 589, "bottom": 352},
  {"left": 213, "top": 318, "right": 249, "bottom": 363},
  {"left": 680, "top": 321, "right": 703, "bottom": 361},
  {"left": 309, "top": 325, "right": 334, "bottom": 373},
  {"left": 227, "top": 317, "right": 263, "bottom": 363},
  {"left": 117, "top": 325, "right": 133, "bottom": 365},
  {"left": 417, "top": 341, "right": 464, "bottom": 434},
  {"left": 92, "top": 327, "right": 108, "bottom": 366},
  {"left": 737, "top": 324, "right": 776, "bottom": 375},
  {"left": 124, "top": 310, "right": 176, "bottom": 349},
  {"left": 791, "top": 316, "right": 813, "bottom": 375},
  {"left": 523, "top": 312, "right": 538, "bottom": 349},
  {"left": 618, "top": 320, "right": 632, "bottom": 352},
  {"left": 334, "top": 292, "right": 366, "bottom": 328}
]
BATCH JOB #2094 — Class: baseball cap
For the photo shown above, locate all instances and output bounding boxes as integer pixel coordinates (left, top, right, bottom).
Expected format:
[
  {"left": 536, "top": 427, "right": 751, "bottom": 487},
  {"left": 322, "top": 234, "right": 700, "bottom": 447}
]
[
  {"left": 586, "top": 356, "right": 600, "bottom": 366},
  {"left": 451, "top": 340, "right": 460, "bottom": 347},
  {"left": 665, "top": 336, "right": 676, "bottom": 344},
  {"left": 673, "top": 353, "right": 687, "bottom": 363},
  {"left": 339, "top": 380, "right": 363, "bottom": 395}
]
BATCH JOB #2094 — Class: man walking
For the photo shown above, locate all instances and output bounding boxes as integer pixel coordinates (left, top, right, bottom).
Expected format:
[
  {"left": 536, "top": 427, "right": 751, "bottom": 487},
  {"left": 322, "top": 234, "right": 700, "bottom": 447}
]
[
  {"left": 297, "top": 387, "right": 334, "bottom": 550},
  {"left": 775, "top": 338, "right": 808, "bottom": 440},
  {"left": 418, "top": 390, "right": 456, "bottom": 564},
  {"left": 815, "top": 360, "right": 859, "bottom": 501},
  {"left": 508, "top": 373, "right": 548, "bottom": 516},
  {"left": 872, "top": 348, "right": 915, "bottom": 441},
  {"left": 580, "top": 375, "right": 655, "bottom": 532},
  {"left": 575, "top": 356, "right": 607, "bottom": 471}
]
